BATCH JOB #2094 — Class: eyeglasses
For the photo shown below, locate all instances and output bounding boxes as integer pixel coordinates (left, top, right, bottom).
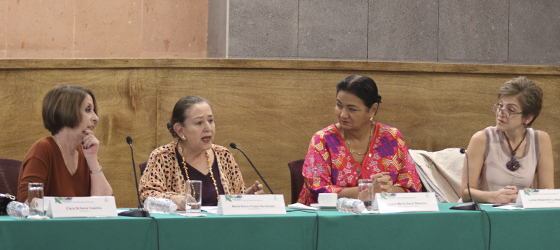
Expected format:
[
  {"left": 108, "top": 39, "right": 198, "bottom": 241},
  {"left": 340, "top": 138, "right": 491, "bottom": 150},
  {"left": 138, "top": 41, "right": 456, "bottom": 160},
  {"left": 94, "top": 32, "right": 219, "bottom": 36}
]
[{"left": 492, "top": 103, "right": 522, "bottom": 119}]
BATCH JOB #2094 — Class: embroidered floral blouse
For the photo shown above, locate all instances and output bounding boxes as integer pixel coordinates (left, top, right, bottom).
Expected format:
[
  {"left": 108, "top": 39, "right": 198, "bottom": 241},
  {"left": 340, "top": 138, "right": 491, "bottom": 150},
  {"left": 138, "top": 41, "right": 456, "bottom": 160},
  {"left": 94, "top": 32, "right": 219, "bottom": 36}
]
[{"left": 298, "top": 123, "right": 422, "bottom": 205}]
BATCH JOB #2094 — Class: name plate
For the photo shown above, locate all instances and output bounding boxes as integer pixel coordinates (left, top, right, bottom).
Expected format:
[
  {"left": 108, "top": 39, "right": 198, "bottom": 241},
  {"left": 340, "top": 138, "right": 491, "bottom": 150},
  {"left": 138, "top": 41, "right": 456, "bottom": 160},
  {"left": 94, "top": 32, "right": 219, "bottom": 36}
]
[
  {"left": 217, "top": 194, "right": 286, "bottom": 215},
  {"left": 374, "top": 192, "right": 439, "bottom": 214},
  {"left": 515, "top": 189, "right": 560, "bottom": 209},
  {"left": 45, "top": 196, "right": 117, "bottom": 218}
]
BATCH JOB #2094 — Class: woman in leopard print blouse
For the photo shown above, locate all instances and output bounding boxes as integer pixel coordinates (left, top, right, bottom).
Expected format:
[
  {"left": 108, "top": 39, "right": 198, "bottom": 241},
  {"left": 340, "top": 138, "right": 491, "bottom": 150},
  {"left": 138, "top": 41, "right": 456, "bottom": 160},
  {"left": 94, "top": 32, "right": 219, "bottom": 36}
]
[{"left": 139, "top": 96, "right": 263, "bottom": 209}]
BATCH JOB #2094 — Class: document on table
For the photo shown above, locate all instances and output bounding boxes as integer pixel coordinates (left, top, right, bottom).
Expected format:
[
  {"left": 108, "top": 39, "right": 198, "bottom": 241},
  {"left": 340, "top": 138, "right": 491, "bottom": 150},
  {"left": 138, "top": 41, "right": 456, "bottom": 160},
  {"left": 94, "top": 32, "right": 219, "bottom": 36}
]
[{"left": 202, "top": 206, "right": 218, "bottom": 214}]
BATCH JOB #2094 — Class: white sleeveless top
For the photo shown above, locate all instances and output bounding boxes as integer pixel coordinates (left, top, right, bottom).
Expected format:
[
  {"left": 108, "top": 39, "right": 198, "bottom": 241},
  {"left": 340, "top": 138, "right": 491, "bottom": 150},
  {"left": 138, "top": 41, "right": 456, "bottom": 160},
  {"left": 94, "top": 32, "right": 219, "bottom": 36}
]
[{"left": 478, "top": 126, "right": 540, "bottom": 191}]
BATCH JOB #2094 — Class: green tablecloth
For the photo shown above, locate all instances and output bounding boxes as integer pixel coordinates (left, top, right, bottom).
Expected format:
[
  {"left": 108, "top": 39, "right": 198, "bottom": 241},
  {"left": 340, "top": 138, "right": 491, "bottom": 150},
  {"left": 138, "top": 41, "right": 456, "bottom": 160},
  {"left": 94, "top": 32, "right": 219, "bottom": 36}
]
[
  {"left": 153, "top": 210, "right": 318, "bottom": 250},
  {"left": 0, "top": 209, "right": 317, "bottom": 250},
  {"left": 0, "top": 215, "right": 157, "bottom": 250},
  {"left": 2, "top": 204, "right": 560, "bottom": 250}
]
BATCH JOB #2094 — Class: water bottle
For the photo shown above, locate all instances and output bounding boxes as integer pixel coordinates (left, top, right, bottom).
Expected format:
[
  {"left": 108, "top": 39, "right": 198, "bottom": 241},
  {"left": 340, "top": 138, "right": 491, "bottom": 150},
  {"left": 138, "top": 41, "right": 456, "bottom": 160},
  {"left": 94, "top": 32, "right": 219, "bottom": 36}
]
[
  {"left": 7, "top": 201, "right": 30, "bottom": 219},
  {"left": 336, "top": 198, "right": 365, "bottom": 214},
  {"left": 144, "top": 197, "right": 177, "bottom": 214},
  {"left": 336, "top": 198, "right": 349, "bottom": 212}
]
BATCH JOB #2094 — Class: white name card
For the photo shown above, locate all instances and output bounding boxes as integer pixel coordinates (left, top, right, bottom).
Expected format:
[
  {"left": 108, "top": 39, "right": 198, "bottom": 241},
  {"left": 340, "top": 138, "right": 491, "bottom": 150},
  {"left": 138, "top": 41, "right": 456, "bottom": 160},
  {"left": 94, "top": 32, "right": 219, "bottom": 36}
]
[
  {"left": 515, "top": 189, "right": 560, "bottom": 209},
  {"left": 217, "top": 194, "right": 286, "bottom": 215},
  {"left": 45, "top": 196, "right": 117, "bottom": 218},
  {"left": 374, "top": 192, "right": 439, "bottom": 214}
]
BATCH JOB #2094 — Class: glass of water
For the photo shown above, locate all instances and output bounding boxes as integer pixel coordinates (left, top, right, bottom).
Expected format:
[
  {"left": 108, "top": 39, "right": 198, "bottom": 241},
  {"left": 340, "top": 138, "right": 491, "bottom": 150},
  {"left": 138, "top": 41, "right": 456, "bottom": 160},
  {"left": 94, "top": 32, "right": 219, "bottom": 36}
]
[
  {"left": 185, "top": 180, "right": 202, "bottom": 214},
  {"left": 27, "top": 182, "right": 44, "bottom": 217},
  {"left": 358, "top": 179, "right": 374, "bottom": 211}
]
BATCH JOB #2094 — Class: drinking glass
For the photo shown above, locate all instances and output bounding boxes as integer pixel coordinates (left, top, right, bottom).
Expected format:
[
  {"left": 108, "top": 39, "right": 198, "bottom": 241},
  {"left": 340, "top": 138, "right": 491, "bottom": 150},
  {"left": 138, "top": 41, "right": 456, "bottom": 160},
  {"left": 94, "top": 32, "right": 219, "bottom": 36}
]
[
  {"left": 27, "top": 182, "right": 44, "bottom": 217},
  {"left": 358, "top": 179, "right": 374, "bottom": 211},
  {"left": 185, "top": 180, "right": 202, "bottom": 214}
]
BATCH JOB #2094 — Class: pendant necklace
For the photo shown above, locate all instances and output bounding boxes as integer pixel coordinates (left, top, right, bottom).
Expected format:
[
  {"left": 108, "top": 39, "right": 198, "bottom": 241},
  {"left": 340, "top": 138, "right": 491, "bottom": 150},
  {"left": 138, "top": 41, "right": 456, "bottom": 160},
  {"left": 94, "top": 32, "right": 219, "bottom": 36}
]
[{"left": 503, "top": 129, "right": 527, "bottom": 172}]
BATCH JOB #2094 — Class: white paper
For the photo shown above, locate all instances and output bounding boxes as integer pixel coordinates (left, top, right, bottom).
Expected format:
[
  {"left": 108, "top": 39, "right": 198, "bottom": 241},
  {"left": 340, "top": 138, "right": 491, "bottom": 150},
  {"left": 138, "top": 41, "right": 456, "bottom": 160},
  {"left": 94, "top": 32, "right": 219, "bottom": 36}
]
[
  {"left": 494, "top": 204, "right": 524, "bottom": 210},
  {"left": 202, "top": 206, "right": 218, "bottom": 214},
  {"left": 287, "top": 203, "right": 317, "bottom": 210}
]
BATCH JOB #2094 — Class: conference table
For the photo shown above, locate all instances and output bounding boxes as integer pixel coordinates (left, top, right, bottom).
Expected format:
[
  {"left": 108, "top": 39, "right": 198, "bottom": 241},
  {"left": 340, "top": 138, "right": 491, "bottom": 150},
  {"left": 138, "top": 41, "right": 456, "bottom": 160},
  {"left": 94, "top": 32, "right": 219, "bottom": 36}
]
[{"left": 1, "top": 203, "right": 559, "bottom": 250}]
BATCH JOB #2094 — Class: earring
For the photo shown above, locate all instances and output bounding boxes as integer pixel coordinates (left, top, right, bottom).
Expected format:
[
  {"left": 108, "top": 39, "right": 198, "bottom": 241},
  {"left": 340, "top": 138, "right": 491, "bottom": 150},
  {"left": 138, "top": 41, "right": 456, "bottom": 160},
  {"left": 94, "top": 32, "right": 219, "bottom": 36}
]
[
  {"left": 370, "top": 117, "right": 374, "bottom": 122},
  {"left": 181, "top": 135, "right": 186, "bottom": 140}
]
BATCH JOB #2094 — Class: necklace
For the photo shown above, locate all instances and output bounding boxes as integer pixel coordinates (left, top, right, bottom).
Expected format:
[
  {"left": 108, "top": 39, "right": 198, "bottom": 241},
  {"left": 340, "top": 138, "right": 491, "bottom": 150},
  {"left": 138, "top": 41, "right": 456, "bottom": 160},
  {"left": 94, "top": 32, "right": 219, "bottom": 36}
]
[
  {"left": 178, "top": 144, "right": 220, "bottom": 203},
  {"left": 343, "top": 123, "right": 374, "bottom": 156},
  {"left": 52, "top": 136, "right": 78, "bottom": 175},
  {"left": 503, "top": 129, "right": 527, "bottom": 172}
]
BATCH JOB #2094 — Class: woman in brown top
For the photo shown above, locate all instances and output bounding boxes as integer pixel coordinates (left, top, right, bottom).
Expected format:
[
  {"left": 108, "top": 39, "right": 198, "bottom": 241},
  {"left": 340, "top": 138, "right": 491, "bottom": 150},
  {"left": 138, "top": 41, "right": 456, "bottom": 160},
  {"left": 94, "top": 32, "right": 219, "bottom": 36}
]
[
  {"left": 17, "top": 85, "right": 113, "bottom": 202},
  {"left": 139, "top": 96, "right": 263, "bottom": 209}
]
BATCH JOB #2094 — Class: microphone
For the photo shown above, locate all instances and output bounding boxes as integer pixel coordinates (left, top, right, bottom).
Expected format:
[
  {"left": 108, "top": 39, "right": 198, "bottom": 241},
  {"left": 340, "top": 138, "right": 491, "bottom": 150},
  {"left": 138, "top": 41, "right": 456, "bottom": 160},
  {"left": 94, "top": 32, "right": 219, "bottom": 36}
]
[
  {"left": 229, "top": 143, "right": 274, "bottom": 194},
  {"left": 451, "top": 148, "right": 480, "bottom": 210},
  {"left": 119, "top": 136, "right": 151, "bottom": 217}
]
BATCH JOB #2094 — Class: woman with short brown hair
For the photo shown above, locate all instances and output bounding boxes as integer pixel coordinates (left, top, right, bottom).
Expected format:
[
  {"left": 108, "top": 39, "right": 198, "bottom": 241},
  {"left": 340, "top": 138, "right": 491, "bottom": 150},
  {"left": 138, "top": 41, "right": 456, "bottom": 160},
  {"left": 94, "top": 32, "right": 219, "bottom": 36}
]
[
  {"left": 17, "top": 85, "right": 112, "bottom": 202},
  {"left": 460, "top": 77, "right": 554, "bottom": 204}
]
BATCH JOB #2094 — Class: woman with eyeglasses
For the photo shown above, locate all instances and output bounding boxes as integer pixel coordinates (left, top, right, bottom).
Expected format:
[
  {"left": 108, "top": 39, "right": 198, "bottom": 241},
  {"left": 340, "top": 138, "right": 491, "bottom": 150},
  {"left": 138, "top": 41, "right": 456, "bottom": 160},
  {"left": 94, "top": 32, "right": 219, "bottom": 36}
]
[{"left": 460, "top": 77, "right": 554, "bottom": 204}]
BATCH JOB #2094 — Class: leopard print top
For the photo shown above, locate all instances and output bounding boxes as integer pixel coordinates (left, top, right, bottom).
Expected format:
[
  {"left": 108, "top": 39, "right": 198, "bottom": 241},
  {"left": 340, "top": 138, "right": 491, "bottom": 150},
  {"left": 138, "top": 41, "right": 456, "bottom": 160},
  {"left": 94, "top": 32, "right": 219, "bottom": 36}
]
[{"left": 139, "top": 141, "right": 246, "bottom": 201}]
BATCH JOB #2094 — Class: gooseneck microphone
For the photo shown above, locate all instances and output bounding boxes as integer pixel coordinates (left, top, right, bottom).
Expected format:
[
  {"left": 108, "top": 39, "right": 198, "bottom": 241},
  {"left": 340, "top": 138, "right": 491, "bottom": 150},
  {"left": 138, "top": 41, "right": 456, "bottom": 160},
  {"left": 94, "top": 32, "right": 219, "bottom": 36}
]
[
  {"left": 127, "top": 136, "right": 143, "bottom": 209},
  {"left": 451, "top": 148, "right": 481, "bottom": 210},
  {"left": 230, "top": 143, "right": 274, "bottom": 194},
  {"left": 119, "top": 136, "right": 151, "bottom": 217}
]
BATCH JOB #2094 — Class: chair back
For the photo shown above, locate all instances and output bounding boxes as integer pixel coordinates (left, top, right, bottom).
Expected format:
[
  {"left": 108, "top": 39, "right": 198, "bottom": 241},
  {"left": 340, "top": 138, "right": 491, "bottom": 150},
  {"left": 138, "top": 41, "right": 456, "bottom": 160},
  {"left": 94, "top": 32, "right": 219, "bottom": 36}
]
[
  {"left": 0, "top": 158, "right": 23, "bottom": 195},
  {"left": 287, "top": 158, "right": 305, "bottom": 204},
  {"left": 139, "top": 162, "right": 147, "bottom": 176}
]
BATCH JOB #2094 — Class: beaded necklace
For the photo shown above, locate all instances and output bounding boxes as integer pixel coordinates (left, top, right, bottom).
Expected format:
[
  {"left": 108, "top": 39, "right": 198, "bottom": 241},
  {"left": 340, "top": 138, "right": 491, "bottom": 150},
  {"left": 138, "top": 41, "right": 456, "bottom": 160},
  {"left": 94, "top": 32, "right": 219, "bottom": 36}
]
[{"left": 178, "top": 144, "right": 220, "bottom": 203}]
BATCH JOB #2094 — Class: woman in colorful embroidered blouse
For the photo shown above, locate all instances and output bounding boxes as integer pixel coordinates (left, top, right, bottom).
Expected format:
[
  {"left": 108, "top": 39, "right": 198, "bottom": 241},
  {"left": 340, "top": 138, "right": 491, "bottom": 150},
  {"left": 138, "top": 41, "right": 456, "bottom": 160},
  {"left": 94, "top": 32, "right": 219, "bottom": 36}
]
[
  {"left": 139, "top": 96, "right": 263, "bottom": 209},
  {"left": 298, "top": 75, "right": 422, "bottom": 205}
]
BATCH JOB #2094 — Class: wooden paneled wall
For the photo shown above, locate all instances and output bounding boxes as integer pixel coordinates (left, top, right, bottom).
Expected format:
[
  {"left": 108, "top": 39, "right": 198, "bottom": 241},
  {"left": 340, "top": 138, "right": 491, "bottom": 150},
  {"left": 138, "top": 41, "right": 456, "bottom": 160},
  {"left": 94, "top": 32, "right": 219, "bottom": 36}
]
[{"left": 1, "top": 59, "right": 558, "bottom": 207}]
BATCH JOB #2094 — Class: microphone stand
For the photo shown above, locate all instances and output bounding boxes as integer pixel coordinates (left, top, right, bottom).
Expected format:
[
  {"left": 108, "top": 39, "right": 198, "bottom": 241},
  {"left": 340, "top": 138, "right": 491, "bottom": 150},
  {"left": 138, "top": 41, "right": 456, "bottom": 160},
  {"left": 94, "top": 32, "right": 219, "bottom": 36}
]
[
  {"left": 451, "top": 148, "right": 480, "bottom": 210},
  {"left": 230, "top": 143, "right": 274, "bottom": 194},
  {"left": 119, "top": 136, "right": 151, "bottom": 217}
]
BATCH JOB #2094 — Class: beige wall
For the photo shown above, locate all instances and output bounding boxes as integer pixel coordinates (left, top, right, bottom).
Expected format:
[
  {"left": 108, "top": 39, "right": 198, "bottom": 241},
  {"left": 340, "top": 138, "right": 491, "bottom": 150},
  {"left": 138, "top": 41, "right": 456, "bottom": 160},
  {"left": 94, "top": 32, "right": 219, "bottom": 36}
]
[
  {"left": 0, "top": 0, "right": 208, "bottom": 58},
  {"left": 1, "top": 59, "right": 558, "bottom": 207}
]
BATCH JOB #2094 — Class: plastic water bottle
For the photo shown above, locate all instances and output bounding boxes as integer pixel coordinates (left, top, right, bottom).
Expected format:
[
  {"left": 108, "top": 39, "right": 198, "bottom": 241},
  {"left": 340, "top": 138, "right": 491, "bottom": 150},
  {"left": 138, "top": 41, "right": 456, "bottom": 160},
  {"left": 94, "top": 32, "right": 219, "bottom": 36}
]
[
  {"left": 336, "top": 198, "right": 366, "bottom": 214},
  {"left": 336, "top": 198, "right": 349, "bottom": 212},
  {"left": 144, "top": 197, "right": 177, "bottom": 214},
  {"left": 7, "top": 201, "right": 30, "bottom": 219}
]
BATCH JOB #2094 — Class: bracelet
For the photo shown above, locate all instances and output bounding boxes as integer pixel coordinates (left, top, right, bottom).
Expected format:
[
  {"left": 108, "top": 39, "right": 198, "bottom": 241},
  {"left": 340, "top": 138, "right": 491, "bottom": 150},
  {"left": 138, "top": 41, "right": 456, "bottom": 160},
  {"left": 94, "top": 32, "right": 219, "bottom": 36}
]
[{"left": 90, "top": 166, "right": 103, "bottom": 174}]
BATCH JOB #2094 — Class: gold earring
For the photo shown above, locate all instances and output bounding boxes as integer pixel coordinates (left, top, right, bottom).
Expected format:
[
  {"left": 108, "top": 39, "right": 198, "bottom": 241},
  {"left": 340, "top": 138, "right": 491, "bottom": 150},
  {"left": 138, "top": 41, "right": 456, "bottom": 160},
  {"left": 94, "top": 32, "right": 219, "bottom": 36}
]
[
  {"left": 181, "top": 135, "right": 186, "bottom": 140},
  {"left": 370, "top": 117, "right": 374, "bottom": 122}
]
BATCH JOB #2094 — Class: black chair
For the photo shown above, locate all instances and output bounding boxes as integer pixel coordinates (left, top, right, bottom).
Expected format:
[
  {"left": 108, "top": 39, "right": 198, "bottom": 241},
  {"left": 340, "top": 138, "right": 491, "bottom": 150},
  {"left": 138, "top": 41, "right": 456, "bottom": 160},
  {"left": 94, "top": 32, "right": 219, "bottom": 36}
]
[
  {"left": 139, "top": 162, "right": 147, "bottom": 176},
  {"left": 0, "top": 158, "right": 23, "bottom": 195},
  {"left": 287, "top": 158, "right": 305, "bottom": 204}
]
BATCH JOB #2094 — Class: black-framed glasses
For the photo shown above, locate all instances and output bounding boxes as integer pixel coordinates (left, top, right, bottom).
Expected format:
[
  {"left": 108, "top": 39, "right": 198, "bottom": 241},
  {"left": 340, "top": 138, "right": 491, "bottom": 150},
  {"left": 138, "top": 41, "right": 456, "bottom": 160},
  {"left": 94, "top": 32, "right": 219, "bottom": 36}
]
[{"left": 492, "top": 103, "right": 522, "bottom": 119}]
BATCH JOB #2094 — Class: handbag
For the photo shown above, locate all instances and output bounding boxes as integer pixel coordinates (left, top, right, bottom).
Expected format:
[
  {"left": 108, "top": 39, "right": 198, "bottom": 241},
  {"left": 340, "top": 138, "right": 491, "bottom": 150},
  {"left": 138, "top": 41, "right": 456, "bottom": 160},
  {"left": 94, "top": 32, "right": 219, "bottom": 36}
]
[{"left": 0, "top": 193, "right": 17, "bottom": 215}]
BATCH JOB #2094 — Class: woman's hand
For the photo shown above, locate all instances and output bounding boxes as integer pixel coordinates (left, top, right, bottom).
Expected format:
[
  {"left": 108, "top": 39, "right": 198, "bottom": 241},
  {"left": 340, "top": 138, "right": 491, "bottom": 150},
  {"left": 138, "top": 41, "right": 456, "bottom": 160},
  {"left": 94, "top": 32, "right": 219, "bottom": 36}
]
[
  {"left": 244, "top": 180, "right": 264, "bottom": 194},
  {"left": 82, "top": 130, "right": 100, "bottom": 156},
  {"left": 494, "top": 186, "right": 518, "bottom": 204},
  {"left": 170, "top": 195, "right": 187, "bottom": 211},
  {"left": 371, "top": 172, "right": 393, "bottom": 194}
]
